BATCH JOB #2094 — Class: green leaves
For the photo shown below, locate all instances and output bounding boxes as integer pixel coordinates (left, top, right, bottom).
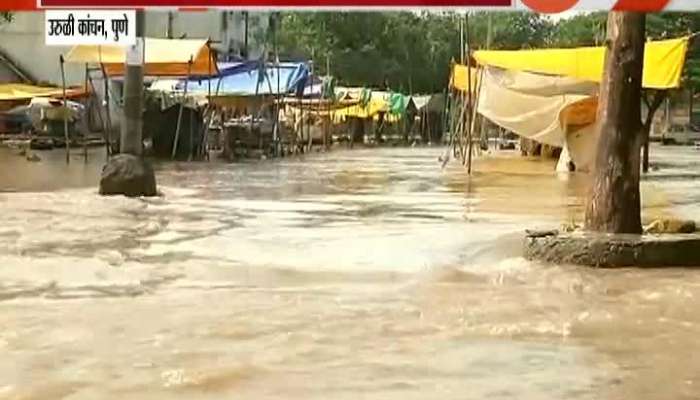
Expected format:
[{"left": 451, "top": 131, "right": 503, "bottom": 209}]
[
  {"left": 0, "top": 12, "right": 12, "bottom": 24},
  {"left": 276, "top": 11, "right": 700, "bottom": 94}
]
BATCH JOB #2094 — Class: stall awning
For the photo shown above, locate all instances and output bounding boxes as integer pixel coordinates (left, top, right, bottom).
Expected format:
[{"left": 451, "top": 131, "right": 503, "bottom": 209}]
[
  {"left": 472, "top": 37, "right": 689, "bottom": 90},
  {"left": 64, "top": 38, "right": 218, "bottom": 77},
  {"left": 187, "top": 62, "right": 309, "bottom": 97},
  {"left": 0, "top": 83, "right": 86, "bottom": 101},
  {"left": 331, "top": 91, "right": 413, "bottom": 119}
]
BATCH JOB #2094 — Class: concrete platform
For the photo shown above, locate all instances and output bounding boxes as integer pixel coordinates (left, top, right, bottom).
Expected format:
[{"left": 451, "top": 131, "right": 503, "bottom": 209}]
[{"left": 524, "top": 230, "right": 700, "bottom": 268}]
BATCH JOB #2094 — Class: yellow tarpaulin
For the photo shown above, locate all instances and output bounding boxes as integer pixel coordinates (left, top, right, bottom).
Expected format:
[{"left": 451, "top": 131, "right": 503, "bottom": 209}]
[
  {"left": 65, "top": 38, "right": 217, "bottom": 77},
  {"left": 0, "top": 83, "right": 86, "bottom": 101},
  {"left": 332, "top": 97, "right": 387, "bottom": 119},
  {"left": 471, "top": 37, "right": 689, "bottom": 90},
  {"left": 450, "top": 64, "right": 481, "bottom": 93}
]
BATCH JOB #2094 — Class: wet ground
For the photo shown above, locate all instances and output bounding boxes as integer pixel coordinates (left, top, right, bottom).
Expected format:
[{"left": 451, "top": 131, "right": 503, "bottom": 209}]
[{"left": 1, "top": 144, "right": 699, "bottom": 399}]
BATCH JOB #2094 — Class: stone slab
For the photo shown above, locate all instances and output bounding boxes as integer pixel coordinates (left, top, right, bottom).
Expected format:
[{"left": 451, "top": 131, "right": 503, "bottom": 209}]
[{"left": 524, "top": 230, "right": 700, "bottom": 268}]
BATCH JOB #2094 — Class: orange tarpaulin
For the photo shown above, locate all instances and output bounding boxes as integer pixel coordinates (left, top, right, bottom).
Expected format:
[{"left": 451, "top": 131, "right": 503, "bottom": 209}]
[{"left": 64, "top": 38, "right": 218, "bottom": 77}]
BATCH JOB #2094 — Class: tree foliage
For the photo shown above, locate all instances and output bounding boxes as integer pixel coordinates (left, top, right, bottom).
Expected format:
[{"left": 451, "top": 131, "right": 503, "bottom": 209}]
[{"left": 274, "top": 11, "right": 700, "bottom": 94}]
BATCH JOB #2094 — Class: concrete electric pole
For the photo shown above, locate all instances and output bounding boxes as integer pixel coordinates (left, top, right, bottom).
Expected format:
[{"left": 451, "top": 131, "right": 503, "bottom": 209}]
[
  {"left": 99, "top": 10, "right": 158, "bottom": 198},
  {"left": 121, "top": 10, "right": 145, "bottom": 156}
]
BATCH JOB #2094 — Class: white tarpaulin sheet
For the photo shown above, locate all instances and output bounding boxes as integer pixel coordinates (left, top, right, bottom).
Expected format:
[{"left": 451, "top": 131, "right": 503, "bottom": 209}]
[{"left": 477, "top": 67, "right": 601, "bottom": 171}]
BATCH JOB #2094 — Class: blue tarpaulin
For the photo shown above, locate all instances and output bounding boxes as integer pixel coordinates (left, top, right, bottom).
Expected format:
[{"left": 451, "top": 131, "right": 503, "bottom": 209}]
[{"left": 182, "top": 61, "right": 311, "bottom": 96}]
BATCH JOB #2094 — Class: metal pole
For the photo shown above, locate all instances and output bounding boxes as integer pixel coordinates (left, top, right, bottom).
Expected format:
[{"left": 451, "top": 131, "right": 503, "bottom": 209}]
[{"left": 59, "top": 54, "right": 70, "bottom": 164}]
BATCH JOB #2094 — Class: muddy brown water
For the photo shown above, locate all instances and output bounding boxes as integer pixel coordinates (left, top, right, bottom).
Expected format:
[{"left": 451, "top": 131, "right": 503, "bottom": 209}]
[{"left": 1, "top": 145, "right": 699, "bottom": 399}]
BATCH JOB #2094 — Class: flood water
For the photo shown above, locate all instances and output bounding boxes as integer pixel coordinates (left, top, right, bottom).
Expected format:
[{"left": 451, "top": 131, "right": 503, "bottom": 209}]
[{"left": 1, "top": 144, "right": 700, "bottom": 400}]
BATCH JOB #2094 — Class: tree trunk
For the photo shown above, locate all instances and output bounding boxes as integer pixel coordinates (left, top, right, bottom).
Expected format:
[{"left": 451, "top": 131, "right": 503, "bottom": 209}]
[
  {"left": 642, "top": 90, "right": 666, "bottom": 173},
  {"left": 584, "top": 12, "right": 646, "bottom": 234}
]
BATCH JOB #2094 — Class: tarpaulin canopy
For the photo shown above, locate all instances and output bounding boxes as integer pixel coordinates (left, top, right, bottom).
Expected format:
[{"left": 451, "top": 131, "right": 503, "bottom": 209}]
[
  {"left": 335, "top": 86, "right": 365, "bottom": 101},
  {"left": 65, "top": 38, "right": 218, "bottom": 77},
  {"left": 420, "top": 94, "right": 446, "bottom": 113},
  {"left": 331, "top": 90, "right": 413, "bottom": 120},
  {"left": 184, "top": 61, "right": 310, "bottom": 97},
  {"left": 282, "top": 98, "right": 358, "bottom": 110},
  {"left": 332, "top": 96, "right": 386, "bottom": 119},
  {"left": 0, "top": 83, "right": 86, "bottom": 101},
  {"left": 387, "top": 92, "right": 415, "bottom": 115},
  {"left": 477, "top": 67, "right": 600, "bottom": 172},
  {"left": 473, "top": 37, "right": 689, "bottom": 90}
]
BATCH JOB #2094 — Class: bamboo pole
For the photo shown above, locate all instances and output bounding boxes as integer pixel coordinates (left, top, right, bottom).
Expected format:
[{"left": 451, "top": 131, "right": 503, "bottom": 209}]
[
  {"left": 465, "top": 13, "right": 475, "bottom": 174},
  {"left": 307, "top": 56, "right": 314, "bottom": 152},
  {"left": 325, "top": 53, "right": 331, "bottom": 150},
  {"left": 172, "top": 56, "right": 193, "bottom": 160},
  {"left": 83, "top": 63, "right": 89, "bottom": 162},
  {"left": 275, "top": 16, "right": 281, "bottom": 157},
  {"left": 59, "top": 55, "right": 70, "bottom": 164},
  {"left": 255, "top": 54, "right": 267, "bottom": 153},
  {"left": 263, "top": 62, "right": 278, "bottom": 157},
  {"left": 205, "top": 39, "right": 212, "bottom": 160},
  {"left": 99, "top": 64, "right": 113, "bottom": 158},
  {"left": 85, "top": 71, "right": 103, "bottom": 131},
  {"left": 471, "top": 67, "right": 485, "bottom": 155},
  {"left": 200, "top": 70, "right": 224, "bottom": 159},
  {"left": 469, "top": 67, "right": 484, "bottom": 158}
]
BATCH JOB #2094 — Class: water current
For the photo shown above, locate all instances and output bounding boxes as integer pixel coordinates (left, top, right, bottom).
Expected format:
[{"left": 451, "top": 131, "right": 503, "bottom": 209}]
[{"left": 1, "top": 145, "right": 699, "bottom": 399}]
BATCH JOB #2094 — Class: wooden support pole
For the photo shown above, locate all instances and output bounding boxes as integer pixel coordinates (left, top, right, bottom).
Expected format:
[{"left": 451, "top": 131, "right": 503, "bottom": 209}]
[
  {"left": 205, "top": 39, "right": 212, "bottom": 161},
  {"left": 307, "top": 57, "right": 314, "bottom": 152},
  {"left": 254, "top": 56, "right": 264, "bottom": 153},
  {"left": 59, "top": 54, "right": 70, "bottom": 164},
  {"left": 264, "top": 65, "right": 278, "bottom": 156},
  {"left": 86, "top": 71, "right": 106, "bottom": 144},
  {"left": 83, "top": 63, "right": 89, "bottom": 162},
  {"left": 465, "top": 13, "right": 474, "bottom": 173},
  {"left": 172, "top": 57, "right": 193, "bottom": 160},
  {"left": 275, "top": 15, "right": 281, "bottom": 157},
  {"left": 99, "top": 63, "right": 113, "bottom": 158},
  {"left": 469, "top": 67, "right": 484, "bottom": 159}
]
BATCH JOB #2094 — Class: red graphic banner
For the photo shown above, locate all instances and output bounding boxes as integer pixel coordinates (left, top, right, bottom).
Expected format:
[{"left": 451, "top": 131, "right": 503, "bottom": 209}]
[
  {"left": 36, "top": 0, "right": 511, "bottom": 7},
  {"left": 524, "top": 0, "right": 672, "bottom": 13},
  {"left": 0, "top": 0, "right": 679, "bottom": 11}
]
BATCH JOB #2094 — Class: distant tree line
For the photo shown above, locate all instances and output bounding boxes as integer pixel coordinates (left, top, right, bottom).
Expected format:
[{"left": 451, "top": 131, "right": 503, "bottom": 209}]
[{"left": 275, "top": 12, "right": 700, "bottom": 94}]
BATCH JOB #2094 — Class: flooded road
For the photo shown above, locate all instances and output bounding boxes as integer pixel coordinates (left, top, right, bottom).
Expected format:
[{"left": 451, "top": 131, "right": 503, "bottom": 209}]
[{"left": 1, "top": 145, "right": 700, "bottom": 399}]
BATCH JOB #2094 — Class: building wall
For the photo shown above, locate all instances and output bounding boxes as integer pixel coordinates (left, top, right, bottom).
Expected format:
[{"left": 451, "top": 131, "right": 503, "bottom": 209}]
[
  {"left": 0, "top": 10, "right": 270, "bottom": 86},
  {"left": 0, "top": 63, "right": 20, "bottom": 83},
  {"left": 0, "top": 12, "right": 84, "bottom": 86}
]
